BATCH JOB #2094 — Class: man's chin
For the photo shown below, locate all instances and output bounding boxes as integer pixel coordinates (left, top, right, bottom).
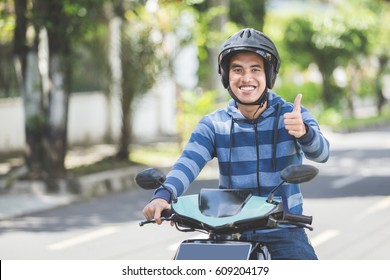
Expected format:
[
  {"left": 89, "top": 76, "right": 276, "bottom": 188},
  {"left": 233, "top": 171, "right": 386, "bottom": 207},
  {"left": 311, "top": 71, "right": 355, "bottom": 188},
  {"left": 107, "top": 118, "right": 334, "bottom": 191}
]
[{"left": 238, "top": 96, "right": 260, "bottom": 104}]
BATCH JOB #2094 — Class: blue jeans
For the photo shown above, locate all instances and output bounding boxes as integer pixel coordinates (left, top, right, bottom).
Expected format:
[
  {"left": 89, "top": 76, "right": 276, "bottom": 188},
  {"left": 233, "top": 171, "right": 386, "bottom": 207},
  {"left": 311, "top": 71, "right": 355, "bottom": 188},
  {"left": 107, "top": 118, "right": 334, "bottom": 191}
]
[{"left": 243, "top": 227, "right": 318, "bottom": 260}]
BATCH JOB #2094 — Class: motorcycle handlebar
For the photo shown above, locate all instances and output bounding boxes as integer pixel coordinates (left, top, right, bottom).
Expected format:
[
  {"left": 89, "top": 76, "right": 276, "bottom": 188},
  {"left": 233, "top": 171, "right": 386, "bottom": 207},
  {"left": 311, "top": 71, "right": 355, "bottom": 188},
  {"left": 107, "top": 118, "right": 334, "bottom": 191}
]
[
  {"left": 161, "top": 208, "right": 174, "bottom": 218},
  {"left": 139, "top": 208, "right": 313, "bottom": 232},
  {"left": 283, "top": 212, "right": 313, "bottom": 225},
  {"left": 139, "top": 208, "right": 174, "bottom": 227}
]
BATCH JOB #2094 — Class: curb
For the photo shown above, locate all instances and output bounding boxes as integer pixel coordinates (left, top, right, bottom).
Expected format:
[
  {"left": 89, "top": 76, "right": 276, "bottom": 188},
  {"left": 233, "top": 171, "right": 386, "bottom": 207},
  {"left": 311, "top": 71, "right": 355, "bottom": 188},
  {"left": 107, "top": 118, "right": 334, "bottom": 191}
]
[{"left": 0, "top": 165, "right": 147, "bottom": 221}]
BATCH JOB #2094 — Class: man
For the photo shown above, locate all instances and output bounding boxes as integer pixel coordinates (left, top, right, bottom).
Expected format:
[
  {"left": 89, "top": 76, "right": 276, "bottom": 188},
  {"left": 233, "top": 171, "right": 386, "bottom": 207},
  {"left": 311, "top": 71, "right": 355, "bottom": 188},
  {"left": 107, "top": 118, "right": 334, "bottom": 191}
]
[{"left": 143, "top": 28, "right": 330, "bottom": 259}]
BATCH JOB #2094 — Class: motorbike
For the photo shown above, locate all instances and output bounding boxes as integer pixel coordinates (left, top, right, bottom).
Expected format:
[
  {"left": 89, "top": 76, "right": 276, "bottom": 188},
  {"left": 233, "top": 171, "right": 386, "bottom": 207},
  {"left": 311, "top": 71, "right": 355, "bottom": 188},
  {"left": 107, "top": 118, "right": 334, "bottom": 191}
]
[{"left": 136, "top": 164, "right": 318, "bottom": 260}]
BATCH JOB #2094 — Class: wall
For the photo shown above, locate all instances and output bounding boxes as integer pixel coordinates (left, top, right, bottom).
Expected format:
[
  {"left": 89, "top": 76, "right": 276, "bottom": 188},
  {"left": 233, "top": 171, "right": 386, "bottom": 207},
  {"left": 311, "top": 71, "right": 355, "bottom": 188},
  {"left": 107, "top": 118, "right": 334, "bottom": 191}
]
[{"left": 0, "top": 84, "right": 177, "bottom": 153}]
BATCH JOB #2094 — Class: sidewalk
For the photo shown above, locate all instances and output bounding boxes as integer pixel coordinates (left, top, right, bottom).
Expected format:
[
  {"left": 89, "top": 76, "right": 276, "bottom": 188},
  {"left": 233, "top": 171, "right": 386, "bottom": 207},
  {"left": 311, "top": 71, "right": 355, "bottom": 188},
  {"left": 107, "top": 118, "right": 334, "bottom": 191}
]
[{"left": 0, "top": 144, "right": 147, "bottom": 221}]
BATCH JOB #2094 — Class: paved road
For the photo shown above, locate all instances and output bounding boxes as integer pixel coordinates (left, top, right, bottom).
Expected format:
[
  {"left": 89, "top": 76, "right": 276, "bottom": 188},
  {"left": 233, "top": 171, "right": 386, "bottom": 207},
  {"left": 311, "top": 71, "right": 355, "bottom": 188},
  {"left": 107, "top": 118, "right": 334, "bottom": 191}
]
[{"left": 0, "top": 128, "right": 389, "bottom": 260}]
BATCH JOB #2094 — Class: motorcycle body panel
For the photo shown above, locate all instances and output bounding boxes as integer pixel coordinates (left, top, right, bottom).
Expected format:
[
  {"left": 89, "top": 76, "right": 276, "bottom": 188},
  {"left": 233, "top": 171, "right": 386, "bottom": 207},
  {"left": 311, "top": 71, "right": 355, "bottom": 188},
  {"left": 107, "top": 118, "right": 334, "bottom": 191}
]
[
  {"left": 172, "top": 189, "right": 282, "bottom": 234},
  {"left": 174, "top": 239, "right": 271, "bottom": 260},
  {"left": 174, "top": 239, "right": 253, "bottom": 260}
]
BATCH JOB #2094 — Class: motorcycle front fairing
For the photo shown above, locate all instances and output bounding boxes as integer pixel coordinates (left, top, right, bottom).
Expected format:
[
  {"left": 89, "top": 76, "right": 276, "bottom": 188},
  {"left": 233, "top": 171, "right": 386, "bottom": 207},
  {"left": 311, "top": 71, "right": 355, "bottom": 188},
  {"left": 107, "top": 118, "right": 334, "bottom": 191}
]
[{"left": 171, "top": 189, "right": 283, "bottom": 234}]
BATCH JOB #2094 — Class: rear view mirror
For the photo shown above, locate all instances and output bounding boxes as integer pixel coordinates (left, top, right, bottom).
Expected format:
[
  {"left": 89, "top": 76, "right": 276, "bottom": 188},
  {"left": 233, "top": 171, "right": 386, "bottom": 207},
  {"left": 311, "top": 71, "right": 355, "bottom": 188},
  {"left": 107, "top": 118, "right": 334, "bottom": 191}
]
[
  {"left": 280, "top": 164, "right": 319, "bottom": 184},
  {"left": 267, "top": 164, "right": 319, "bottom": 203},
  {"left": 135, "top": 168, "right": 166, "bottom": 190}
]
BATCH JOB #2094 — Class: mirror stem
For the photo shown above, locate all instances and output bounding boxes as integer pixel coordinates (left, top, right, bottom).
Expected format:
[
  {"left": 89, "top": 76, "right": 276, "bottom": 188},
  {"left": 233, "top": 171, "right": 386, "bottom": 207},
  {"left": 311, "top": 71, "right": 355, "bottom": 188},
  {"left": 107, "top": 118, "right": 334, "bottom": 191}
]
[{"left": 266, "top": 180, "right": 285, "bottom": 203}]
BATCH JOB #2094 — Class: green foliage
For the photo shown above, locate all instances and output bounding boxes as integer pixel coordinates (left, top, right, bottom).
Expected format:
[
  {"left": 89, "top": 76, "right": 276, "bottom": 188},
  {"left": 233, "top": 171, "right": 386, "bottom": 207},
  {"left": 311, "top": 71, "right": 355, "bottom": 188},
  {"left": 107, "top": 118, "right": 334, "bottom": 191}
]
[
  {"left": 229, "top": 0, "right": 266, "bottom": 31},
  {"left": 283, "top": 1, "right": 376, "bottom": 108},
  {"left": 192, "top": 0, "right": 267, "bottom": 88},
  {"left": 316, "top": 107, "right": 343, "bottom": 128},
  {"left": 283, "top": 18, "right": 316, "bottom": 69},
  {"left": 32, "top": 0, "right": 106, "bottom": 43},
  {"left": 130, "top": 142, "right": 181, "bottom": 166},
  {"left": 0, "top": 1, "right": 15, "bottom": 43},
  {"left": 121, "top": 8, "right": 162, "bottom": 104},
  {"left": 0, "top": 1, "right": 18, "bottom": 97},
  {"left": 274, "top": 81, "right": 322, "bottom": 107},
  {"left": 176, "top": 90, "right": 222, "bottom": 145},
  {"left": 192, "top": 4, "right": 229, "bottom": 85},
  {"left": 26, "top": 114, "right": 46, "bottom": 131},
  {"left": 317, "top": 106, "right": 390, "bottom": 132},
  {"left": 71, "top": 34, "right": 108, "bottom": 92}
]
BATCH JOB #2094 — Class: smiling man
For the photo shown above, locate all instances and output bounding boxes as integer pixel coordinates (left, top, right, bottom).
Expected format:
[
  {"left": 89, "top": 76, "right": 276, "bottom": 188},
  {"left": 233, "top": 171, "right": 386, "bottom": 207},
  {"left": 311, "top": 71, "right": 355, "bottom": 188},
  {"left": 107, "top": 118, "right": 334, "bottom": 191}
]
[
  {"left": 229, "top": 52, "right": 267, "bottom": 116},
  {"left": 142, "top": 28, "right": 330, "bottom": 260}
]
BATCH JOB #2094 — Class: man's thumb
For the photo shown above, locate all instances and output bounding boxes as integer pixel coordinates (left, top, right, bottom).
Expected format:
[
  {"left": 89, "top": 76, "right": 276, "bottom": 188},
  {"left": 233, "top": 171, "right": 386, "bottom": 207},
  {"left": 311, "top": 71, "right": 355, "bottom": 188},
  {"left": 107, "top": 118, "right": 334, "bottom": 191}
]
[{"left": 293, "top": 93, "right": 302, "bottom": 112}]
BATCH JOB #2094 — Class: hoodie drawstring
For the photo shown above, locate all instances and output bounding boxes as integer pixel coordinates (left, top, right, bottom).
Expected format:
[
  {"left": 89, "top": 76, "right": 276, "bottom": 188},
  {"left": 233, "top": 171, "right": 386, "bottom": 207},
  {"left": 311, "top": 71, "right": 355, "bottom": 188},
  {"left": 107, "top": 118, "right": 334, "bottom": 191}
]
[
  {"left": 228, "top": 102, "right": 283, "bottom": 191},
  {"left": 228, "top": 118, "right": 235, "bottom": 189},
  {"left": 272, "top": 103, "right": 282, "bottom": 171}
]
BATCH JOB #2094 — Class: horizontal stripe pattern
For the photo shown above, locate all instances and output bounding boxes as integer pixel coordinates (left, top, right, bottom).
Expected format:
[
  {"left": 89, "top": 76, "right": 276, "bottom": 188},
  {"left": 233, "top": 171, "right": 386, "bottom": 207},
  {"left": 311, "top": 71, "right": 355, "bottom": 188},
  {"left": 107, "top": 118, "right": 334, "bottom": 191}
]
[{"left": 156, "top": 92, "right": 330, "bottom": 214}]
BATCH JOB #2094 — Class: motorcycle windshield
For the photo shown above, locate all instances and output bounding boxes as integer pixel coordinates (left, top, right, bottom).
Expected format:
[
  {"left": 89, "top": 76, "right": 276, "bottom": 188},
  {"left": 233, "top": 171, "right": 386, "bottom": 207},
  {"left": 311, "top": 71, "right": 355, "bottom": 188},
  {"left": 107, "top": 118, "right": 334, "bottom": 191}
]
[
  {"left": 172, "top": 190, "right": 280, "bottom": 229},
  {"left": 199, "top": 189, "right": 252, "bottom": 217}
]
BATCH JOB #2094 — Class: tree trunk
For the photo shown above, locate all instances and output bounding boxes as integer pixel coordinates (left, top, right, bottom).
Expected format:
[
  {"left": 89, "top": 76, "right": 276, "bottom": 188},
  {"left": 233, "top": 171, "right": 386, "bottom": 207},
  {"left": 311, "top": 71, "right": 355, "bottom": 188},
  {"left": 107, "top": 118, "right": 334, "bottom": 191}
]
[
  {"left": 108, "top": 16, "right": 123, "bottom": 147},
  {"left": 23, "top": 49, "right": 45, "bottom": 175},
  {"left": 346, "top": 63, "right": 358, "bottom": 118},
  {"left": 317, "top": 61, "right": 337, "bottom": 108},
  {"left": 376, "top": 55, "right": 388, "bottom": 115},
  {"left": 117, "top": 97, "right": 131, "bottom": 160},
  {"left": 14, "top": 0, "right": 46, "bottom": 176},
  {"left": 42, "top": 53, "right": 70, "bottom": 182},
  {"left": 208, "top": 0, "right": 229, "bottom": 97}
]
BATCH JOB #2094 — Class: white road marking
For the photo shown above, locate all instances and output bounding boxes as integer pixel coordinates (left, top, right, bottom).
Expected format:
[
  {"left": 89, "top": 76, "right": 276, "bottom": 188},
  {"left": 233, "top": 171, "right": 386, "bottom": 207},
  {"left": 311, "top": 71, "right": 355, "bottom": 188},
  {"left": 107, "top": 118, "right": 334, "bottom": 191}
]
[
  {"left": 310, "top": 230, "right": 340, "bottom": 248},
  {"left": 365, "top": 196, "right": 390, "bottom": 214},
  {"left": 331, "top": 175, "right": 364, "bottom": 189},
  {"left": 48, "top": 226, "right": 120, "bottom": 250},
  {"left": 355, "top": 196, "right": 390, "bottom": 221}
]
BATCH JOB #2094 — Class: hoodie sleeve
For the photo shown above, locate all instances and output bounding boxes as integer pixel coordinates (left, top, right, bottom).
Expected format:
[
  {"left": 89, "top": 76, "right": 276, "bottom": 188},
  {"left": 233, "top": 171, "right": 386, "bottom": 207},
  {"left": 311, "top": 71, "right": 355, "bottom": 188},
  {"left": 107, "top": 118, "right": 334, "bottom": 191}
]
[
  {"left": 152, "top": 115, "right": 216, "bottom": 201},
  {"left": 298, "top": 109, "right": 330, "bottom": 163}
]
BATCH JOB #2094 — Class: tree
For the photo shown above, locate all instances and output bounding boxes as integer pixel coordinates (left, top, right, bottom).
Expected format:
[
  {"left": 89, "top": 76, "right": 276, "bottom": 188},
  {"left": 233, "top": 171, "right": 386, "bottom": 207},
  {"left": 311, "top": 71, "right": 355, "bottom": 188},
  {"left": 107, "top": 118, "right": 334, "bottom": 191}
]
[
  {"left": 369, "top": 0, "right": 390, "bottom": 114},
  {"left": 192, "top": 0, "right": 266, "bottom": 92},
  {"left": 115, "top": 3, "right": 163, "bottom": 159},
  {"left": 284, "top": 2, "right": 374, "bottom": 112},
  {"left": 229, "top": 0, "right": 265, "bottom": 31},
  {"left": 12, "top": 0, "right": 106, "bottom": 186},
  {"left": 0, "top": 0, "right": 19, "bottom": 97}
]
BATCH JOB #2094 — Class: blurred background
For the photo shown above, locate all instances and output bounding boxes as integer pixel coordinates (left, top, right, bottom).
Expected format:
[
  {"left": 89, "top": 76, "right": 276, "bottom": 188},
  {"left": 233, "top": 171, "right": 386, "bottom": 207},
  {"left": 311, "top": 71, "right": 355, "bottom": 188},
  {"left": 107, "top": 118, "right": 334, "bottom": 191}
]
[{"left": 0, "top": 0, "right": 390, "bottom": 260}]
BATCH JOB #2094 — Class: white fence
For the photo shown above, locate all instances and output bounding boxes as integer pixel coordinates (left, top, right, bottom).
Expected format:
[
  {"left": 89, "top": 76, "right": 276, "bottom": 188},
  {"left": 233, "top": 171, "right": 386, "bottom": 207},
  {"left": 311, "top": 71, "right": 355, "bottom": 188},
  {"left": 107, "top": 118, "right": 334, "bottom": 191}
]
[{"left": 0, "top": 82, "right": 177, "bottom": 154}]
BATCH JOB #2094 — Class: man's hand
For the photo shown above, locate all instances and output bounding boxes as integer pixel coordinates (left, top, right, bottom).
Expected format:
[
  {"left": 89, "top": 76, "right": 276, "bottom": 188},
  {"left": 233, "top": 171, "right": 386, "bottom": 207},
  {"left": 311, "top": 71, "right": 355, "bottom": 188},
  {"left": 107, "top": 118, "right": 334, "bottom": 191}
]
[
  {"left": 142, "top": 198, "right": 171, "bottom": 225},
  {"left": 283, "top": 94, "right": 307, "bottom": 138}
]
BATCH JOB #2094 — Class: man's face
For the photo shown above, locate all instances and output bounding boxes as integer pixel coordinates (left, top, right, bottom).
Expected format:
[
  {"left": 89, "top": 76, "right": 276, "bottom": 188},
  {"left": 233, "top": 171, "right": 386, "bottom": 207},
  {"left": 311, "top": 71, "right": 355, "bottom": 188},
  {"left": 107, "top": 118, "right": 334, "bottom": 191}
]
[{"left": 228, "top": 52, "right": 267, "bottom": 104}]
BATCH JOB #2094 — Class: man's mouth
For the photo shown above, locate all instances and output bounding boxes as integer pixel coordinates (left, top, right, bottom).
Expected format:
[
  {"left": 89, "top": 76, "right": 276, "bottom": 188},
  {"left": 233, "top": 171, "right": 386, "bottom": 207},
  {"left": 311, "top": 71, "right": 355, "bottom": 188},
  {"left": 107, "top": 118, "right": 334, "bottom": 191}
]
[{"left": 239, "top": 86, "right": 256, "bottom": 92}]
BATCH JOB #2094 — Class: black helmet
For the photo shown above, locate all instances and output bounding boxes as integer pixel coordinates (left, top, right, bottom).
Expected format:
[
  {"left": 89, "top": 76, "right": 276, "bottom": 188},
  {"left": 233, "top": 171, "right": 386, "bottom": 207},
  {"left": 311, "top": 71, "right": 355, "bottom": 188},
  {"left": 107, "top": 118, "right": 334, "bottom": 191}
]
[{"left": 218, "top": 28, "right": 281, "bottom": 105}]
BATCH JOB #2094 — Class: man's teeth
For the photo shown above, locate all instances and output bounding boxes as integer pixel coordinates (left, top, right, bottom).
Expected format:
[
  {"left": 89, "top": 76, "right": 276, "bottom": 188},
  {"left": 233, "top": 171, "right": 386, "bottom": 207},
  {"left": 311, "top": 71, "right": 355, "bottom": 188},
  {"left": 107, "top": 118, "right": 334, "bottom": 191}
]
[{"left": 240, "top": 86, "right": 255, "bottom": 91}]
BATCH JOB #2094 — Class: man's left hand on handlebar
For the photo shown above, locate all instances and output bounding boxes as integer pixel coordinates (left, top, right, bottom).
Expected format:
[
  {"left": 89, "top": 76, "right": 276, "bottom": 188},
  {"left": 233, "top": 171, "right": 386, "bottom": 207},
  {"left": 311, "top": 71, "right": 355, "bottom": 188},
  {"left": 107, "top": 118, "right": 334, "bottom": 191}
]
[{"left": 142, "top": 198, "right": 171, "bottom": 225}]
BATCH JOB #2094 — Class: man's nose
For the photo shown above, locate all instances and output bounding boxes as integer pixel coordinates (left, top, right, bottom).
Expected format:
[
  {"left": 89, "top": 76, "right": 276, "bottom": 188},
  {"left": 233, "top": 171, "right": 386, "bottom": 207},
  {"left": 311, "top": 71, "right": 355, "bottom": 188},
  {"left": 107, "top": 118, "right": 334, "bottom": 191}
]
[{"left": 243, "top": 72, "right": 253, "bottom": 82}]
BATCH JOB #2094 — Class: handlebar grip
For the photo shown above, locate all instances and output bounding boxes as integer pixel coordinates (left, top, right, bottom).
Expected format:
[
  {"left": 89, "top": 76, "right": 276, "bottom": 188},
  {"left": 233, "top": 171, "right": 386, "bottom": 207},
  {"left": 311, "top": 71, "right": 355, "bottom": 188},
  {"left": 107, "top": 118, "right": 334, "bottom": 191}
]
[
  {"left": 161, "top": 208, "right": 173, "bottom": 218},
  {"left": 139, "top": 209, "right": 173, "bottom": 227},
  {"left": 283, "top": 212, "right": 313, "bottom": 225}
]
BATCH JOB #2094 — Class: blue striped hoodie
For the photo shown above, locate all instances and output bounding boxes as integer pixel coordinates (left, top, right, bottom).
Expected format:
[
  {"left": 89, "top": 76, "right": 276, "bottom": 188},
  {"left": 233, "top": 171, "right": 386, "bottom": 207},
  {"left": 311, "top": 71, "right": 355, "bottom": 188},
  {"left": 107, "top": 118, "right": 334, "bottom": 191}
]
[{"left": 153, "top": 91, "right": 330, "bottom": 215}]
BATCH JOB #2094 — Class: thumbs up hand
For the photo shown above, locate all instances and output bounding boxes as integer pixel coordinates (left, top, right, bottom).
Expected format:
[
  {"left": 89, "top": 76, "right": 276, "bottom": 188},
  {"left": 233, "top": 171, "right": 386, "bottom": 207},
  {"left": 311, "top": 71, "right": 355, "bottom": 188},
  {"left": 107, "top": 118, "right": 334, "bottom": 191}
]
[{"left": 283, "top": 94, "right": 307, "bottom": 138}]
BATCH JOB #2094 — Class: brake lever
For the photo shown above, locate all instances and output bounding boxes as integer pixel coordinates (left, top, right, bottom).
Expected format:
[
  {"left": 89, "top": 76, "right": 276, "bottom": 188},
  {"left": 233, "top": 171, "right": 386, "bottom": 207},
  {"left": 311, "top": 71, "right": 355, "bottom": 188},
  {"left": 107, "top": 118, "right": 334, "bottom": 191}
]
[
  {"left": 139, "top": 217, "right": 172, "bottom": 227},
  {"left": 139, "top": 220, "right": 154, "bottom": 227}
]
